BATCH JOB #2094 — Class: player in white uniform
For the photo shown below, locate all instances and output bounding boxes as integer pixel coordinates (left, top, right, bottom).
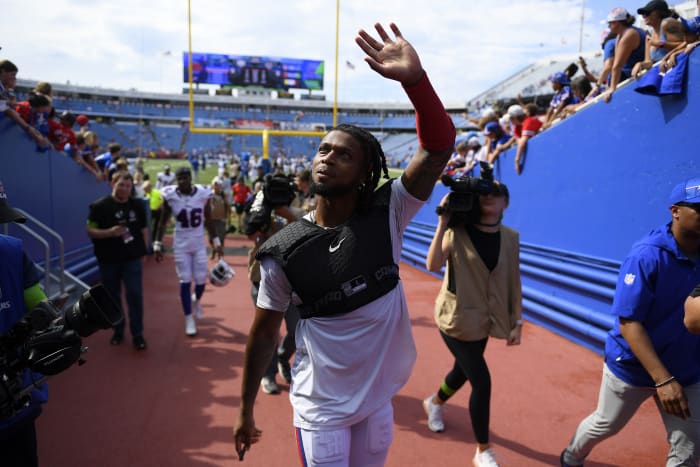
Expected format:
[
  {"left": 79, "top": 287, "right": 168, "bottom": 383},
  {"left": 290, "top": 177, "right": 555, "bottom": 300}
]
[
  {"left": 155, "top": 167, "right": 223, "bottom": 336},
  {"left": 234, "top": 22, "right": 456, "bottom": 466},
  {"left": 156, "top": 164, "right": 176, "bottom": 189}
]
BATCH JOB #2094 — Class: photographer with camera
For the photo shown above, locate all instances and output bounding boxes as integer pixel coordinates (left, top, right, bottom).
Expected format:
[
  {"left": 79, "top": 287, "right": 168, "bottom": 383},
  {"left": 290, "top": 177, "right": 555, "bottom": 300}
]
[
  {"left": 422, "top": 164, "right": 522, "bottom": 467},
  {"left": 0, "top": 181, "right": 49, "bottom": 466}
]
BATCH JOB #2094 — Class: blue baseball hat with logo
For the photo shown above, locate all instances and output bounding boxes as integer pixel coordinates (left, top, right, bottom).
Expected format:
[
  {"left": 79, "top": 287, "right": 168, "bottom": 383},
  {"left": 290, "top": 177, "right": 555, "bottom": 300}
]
[
  {"left": 681, "top": 16, "right": 700, "bottom": 36},
  {"left": 669, "top": 177, "right": 700, "bottom": 205},
  {"left": 550, "top": 71, "right": 570, "bottom": 86}
]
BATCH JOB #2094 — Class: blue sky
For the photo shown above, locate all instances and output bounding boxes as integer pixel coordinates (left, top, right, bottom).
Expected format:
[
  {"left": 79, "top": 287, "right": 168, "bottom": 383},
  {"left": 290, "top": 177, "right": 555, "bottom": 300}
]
[{"left": 1, "top": 0, "right": 693, "bottom": 106}]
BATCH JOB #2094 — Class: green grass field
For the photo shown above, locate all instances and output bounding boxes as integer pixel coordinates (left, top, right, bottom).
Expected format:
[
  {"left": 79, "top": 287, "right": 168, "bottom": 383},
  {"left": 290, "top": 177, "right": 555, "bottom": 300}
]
[{"left": 143, "top": 159, "right": 220, "bottom": 187}]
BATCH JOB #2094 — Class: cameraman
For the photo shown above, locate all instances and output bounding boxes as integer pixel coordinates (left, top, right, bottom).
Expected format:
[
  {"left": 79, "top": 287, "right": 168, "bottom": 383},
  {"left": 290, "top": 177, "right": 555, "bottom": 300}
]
[
  {"left": 422, "top": 178, "right": 522, "bottom": 467},
  {"left": 0, "top": 181, "right": 49, "bottom": 467}
]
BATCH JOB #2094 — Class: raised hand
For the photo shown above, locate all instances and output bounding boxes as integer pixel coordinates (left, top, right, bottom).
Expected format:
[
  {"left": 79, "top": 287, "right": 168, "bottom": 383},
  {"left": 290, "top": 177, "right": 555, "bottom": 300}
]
[{"left": 355, "top": 22, "right": 423, "bottom": 85}]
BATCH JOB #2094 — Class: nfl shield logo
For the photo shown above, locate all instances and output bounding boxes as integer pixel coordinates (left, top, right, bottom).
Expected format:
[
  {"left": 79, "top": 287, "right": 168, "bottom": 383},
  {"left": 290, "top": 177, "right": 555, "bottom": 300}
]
[{"left": 624, "top": 273, "right": 636, "bottom": 285}]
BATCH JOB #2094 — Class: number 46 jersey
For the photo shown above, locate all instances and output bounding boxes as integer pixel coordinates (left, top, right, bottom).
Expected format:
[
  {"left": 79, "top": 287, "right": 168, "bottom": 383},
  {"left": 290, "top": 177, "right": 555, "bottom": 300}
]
[{"left": 161, "top": 185, "right": 212, "bottom": 253}]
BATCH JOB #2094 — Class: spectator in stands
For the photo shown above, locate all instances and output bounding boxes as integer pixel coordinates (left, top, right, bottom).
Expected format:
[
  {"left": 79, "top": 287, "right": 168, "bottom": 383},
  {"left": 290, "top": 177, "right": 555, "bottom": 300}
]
[
  {"left": 491, "top": 104, "right": 542, "bottom": 175},
  {"left": 444, "top": 140, "right": 469, "bottom": 177},
  {"left": 14, "top": 93, "right": 52, "bottom": 150},
  {"left": 156, "top": 164, "right": 175, "bottom": 189},
  {"left": 232, "top": 175, "right": 252, "bottom": 232},
  {"left": 659, "top": 5, "right": 700, "bottom": 73},
  {"left": 48, "top": 110, "right": 76, "bottom": 153},
  {"left": 484, "top": 121, "right": 510, "bottom": 167},
  {"left": 32, "top": 81, "right": 52, "bottom": 98},
  {"left": 75, "top": 114, "right": 89, "bottom": 132},
  {"left": 579, "top": 30, "right": 617, "bottom": 97},
  {"left": 0, "top": 61, "right": 49, "bottom": 148},
  {"left": 602, "top": 7, "right": 646, "bottom": 103},
  {"left": 87, "top": 171, "right": 149, "bottom": 350},
  {"left": 423, "top": 181, "right": 522, "bottom": 467},
  {"left": 71, "top": 132, "right": 102, "bottom": 179},
  {"left": 95, "top": 143, "right": 122, "bottom": 181},
  {"left": 458, "top": 136, "right": 483, "bottom": 177},
  {"left": 560, "top": 177, "right": 700, "bottom": 467},
  {"left": 632, "top": 1, "right": 684, "bottom": 78},
  {"left": 559, "top": 77, "right": 594, "bottom": 119},
  {"left": 208, "top": 178, "right": 228, "bottom": 259},
  {"left": 542, "top": 72, "right": 573, "bottom": 128}
]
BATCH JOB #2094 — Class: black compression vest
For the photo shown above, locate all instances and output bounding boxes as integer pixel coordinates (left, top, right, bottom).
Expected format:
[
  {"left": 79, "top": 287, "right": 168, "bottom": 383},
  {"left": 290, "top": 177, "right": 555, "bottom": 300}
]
[{"left": 256, "top": 181, "right": 399, "bottom": 318}]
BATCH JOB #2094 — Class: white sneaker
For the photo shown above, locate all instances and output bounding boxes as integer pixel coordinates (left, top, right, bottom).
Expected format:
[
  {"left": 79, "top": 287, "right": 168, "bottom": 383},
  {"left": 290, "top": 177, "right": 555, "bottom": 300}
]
[
  {"left": 473, "top": 447, "right": 499, "bottom": 467},
  {"left": 260, "top": 377, "right": 280, "bottom": 394},
  {"left": 185, "top": 314, "right": 197, "bottom": 336},
  {"left": 422, "top": 395, "right": 445, "bottom": 432},
  {"left": 191, "top": 293, "right": 203, "bottom": 319}
]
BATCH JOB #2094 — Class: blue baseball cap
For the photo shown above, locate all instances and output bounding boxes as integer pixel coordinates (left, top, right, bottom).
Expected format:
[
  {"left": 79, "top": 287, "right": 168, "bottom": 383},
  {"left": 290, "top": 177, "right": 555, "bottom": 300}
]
[
  {"left": 681, "top": 16, "right": 700, "bottom": 36},
  {"left": 483, "top": 121, "right": 500, "bottom": 135},
  {"left": 550, "top": 71, "right": 570, "bottom": 86},
  {"left": 669, "top": 177, "right": 700, "bottom": 205}
]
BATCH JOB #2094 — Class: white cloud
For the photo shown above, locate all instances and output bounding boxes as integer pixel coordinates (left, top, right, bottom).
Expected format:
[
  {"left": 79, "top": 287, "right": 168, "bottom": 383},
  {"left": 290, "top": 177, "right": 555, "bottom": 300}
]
[{"left": 1, "top": 0, "right": 647, "bottom": 106}]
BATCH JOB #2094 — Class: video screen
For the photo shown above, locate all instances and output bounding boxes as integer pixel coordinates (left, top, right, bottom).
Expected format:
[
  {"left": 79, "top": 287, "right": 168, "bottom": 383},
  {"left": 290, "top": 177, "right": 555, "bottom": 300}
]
[{"left": 183, "top": 52, "right": 324, "bottom": 91}]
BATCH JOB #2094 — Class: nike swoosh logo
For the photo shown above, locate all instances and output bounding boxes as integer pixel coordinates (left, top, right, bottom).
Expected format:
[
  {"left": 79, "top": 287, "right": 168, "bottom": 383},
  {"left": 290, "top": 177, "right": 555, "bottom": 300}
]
[{"left": 329, "top": 237, "right": 347, "bottom": 253}]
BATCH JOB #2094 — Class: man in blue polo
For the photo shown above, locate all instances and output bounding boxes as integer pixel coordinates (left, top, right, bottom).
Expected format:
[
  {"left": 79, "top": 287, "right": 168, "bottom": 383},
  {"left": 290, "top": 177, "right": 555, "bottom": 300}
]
[{"left": 561, "top": 177, "right": 700, "bottom": 467}]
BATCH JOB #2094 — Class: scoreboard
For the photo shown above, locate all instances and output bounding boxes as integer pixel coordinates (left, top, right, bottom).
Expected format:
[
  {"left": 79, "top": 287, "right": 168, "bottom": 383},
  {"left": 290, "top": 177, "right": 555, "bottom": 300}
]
[{"left": 184, "top": 52, "right": 324, "bottom": 91}]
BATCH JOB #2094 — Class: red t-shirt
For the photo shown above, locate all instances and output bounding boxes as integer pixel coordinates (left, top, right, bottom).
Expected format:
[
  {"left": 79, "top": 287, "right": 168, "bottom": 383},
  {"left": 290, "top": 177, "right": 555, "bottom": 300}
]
[
  {"left": 233, "top": 182, "right": 252, "bottom": 204},
  {"left": 48, "top": 120, "right": 76, "bottom": 151}
]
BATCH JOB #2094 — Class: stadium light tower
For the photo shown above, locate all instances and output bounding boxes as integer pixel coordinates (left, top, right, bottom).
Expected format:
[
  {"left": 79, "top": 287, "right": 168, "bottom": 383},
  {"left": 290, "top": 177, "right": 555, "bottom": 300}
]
[{"left": 186, "top": 0, "right": 340, "bottom": 159}]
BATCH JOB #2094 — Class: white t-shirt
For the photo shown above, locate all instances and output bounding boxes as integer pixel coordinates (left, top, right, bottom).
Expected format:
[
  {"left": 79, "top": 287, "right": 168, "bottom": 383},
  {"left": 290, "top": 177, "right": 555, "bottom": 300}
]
[
  {"left": 161, "top": 185, "right": 212, "bottom": 252},
  {"left": 257, "top": 178, "right": 423, "bottom": 430}
]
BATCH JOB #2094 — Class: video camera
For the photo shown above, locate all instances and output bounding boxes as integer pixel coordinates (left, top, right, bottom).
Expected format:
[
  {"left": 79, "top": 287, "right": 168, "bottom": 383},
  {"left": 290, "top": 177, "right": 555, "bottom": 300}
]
[
  {"left": 436, "top": 161, "right": 499, "bottom": 226},
  {"left": 245, "top": 173, "right": 297, "bottom": 235},
  {"left": 0, "top": 284, "right": 122, "bottom": 420}
]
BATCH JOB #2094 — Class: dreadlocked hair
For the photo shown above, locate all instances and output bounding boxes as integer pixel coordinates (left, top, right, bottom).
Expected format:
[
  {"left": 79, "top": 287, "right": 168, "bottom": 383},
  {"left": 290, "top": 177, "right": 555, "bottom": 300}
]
[{"left": 331, "top": 124, "right": 389, "bottom": 210}]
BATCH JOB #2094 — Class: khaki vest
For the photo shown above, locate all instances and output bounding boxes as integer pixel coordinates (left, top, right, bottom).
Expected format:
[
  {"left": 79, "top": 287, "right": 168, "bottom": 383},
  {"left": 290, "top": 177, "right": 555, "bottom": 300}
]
[{"left": 434, "top": 225, "right": 522, "bottom": 341}]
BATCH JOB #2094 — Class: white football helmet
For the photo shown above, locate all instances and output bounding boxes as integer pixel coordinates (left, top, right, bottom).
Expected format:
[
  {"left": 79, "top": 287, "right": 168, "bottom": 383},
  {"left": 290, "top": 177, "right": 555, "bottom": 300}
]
[{"left": 209, "top": 259, "right": 235, "bottom": 287}]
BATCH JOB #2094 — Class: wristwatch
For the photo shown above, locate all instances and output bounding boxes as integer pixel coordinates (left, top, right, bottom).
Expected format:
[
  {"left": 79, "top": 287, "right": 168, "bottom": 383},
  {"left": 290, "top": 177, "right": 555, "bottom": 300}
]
[{"left": 515, "top": 319, "right": 523, "bottom": 326}]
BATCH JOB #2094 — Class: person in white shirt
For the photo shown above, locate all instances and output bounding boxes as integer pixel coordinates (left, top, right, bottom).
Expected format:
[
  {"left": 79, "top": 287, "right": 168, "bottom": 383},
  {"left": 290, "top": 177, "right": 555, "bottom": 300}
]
[
  {"left": 156, "top": 165, "right": 176, "bottom": 189},
  {"left": 155, "top": 167, "right": 223, "bottom": 336},
  {"left": 233, "top": 22, "right": 455, "bottom": 466}
]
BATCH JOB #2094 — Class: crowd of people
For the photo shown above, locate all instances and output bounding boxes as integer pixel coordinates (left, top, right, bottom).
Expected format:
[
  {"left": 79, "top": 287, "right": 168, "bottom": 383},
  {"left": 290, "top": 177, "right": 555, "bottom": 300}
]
[{"left": 446, "top": 0, "right": 700, "bottom": 181}]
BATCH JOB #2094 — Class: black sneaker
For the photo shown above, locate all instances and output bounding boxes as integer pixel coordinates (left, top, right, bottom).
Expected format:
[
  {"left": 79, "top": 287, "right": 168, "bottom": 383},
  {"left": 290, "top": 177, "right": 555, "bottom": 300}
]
[
  {"left": 278, "top": 357, "right": 292, "bottom": 384},
  {"left": 110, "top": 332, "right": 124, "bottom": 345},
  {"left": 132, "top": 335, "right": 147, "bottom": 350}
]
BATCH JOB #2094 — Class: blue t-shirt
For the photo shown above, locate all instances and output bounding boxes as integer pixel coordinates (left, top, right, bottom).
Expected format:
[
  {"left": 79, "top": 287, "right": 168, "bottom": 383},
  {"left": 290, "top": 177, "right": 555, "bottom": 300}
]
[
  {"left": 605, "top": 223, "right": 700, "bottom": 387},
  {"left": 94, "top": 152, "right": 112, "bottom": 170}
]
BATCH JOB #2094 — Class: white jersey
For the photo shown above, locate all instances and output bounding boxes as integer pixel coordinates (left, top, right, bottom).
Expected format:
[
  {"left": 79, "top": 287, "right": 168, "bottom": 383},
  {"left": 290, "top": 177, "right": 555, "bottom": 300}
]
[
  {"left": 257, "top": 178, "right": 423, "bottom": 430},
  {"left": 156, "top": 171, "right": 176, "bottom": 189},
  {"left": 161, "top": 185, "right": 212, "bottom": 252}
]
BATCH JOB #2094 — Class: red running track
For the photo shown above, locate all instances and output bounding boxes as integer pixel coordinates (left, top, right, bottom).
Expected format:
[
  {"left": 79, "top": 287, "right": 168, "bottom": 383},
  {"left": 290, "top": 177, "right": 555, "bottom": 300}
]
[{"left": 36, "top": 236, "right": 666, "bottom": 466}]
